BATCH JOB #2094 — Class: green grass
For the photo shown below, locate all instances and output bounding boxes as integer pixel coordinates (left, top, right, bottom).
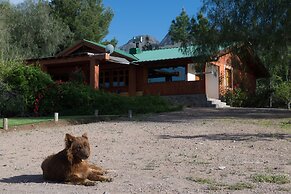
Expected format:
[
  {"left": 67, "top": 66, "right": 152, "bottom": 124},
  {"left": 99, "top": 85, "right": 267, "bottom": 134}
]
[
  {"left": 280, "top": 120, "right": 291, "bottom": 131},
  {"left": 0, "top": 115, "right": 100, "bottom": 129},
  {"left": 252, "top": 174, "right": 290, "bottom": 184},
  {"left": 0, "top": 117, "right": 52, "bottom": 128}
]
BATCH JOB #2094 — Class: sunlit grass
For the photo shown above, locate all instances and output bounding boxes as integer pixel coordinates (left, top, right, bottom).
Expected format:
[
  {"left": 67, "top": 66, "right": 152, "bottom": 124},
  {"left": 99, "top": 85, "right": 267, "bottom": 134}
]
[
  {"left": 0, "top": 115, "right": 97, "bottom": 129},
  {"left": 0, "top": 117, "right": 52, "bottom": 128},
  {"left": 252, "top": 174, "right": 290, "bottom": 184}
]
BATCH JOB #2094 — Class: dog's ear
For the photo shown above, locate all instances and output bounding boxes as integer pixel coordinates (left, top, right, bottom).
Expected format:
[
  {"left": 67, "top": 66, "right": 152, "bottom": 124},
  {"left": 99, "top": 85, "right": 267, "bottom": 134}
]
[
  {"left": 65, "top": 133, "right": 75, "bottom": 148},
  {"left": 82, "top": 133, "right": 88, "bottom": 139}
]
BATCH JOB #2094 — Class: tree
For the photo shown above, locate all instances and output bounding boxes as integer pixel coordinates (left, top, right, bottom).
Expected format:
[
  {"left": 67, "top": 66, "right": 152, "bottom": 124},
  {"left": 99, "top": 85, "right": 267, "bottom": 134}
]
[
  {"left": 50, "top": 0, "right": 114, "bottom": 44},
  {"left": 4, "top": 0, "right": 71, "bottom": 59},
  {"left": 0, "top": 1, "right": 20, "bottom": 60},
  {"left": 169, "top": 0, "right": 290, "bottom": 107},
  {"left": 169, "top": 9, "right": 218, "bottom": 58}
]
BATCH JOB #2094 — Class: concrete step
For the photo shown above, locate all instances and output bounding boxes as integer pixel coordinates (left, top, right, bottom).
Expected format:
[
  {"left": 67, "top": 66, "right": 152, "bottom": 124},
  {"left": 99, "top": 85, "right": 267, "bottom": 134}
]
[{"left": 207, "top": 98, "right": 231, "bottom": 108}]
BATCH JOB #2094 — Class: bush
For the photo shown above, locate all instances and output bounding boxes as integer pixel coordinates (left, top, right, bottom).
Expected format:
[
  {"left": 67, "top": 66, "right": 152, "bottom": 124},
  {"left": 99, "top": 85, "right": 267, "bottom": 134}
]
[
  {"left": 2, "top": 64, "right": 53, "bottom": 115},
  {"left": 37, "top": 82, "right": 177, "bottom": 116},
  {"left": 0, "top": 61, "right": 53, "bottom": 116},
  {"left": 275, "top": 81, "right": 291, "bottom": 109},
  {"left": 0, "top": 81, "right": 25, "bottom": 117},
  {"left": 131, "top": 95, "right": 178, "bottom": 114},
  {"left": 222, "top": 88, "right": 249, "bottom": 107}
]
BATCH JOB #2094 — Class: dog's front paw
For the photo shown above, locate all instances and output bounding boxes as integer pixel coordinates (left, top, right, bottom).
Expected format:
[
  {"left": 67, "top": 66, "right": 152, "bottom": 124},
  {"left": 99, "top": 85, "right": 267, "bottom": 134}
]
[
  {"left": 84, "top": 180, "right": 96, "bottom": 186},
  {"left": 104, "top": 177, "right": 113, "bottom": 182}
]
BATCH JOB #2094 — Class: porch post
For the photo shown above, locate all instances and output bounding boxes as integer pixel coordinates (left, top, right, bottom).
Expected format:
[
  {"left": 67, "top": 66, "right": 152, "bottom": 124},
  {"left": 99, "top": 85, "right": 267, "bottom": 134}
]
[
  {"left": 128, "top": 65, "right": 136, "bottom": 96},
  {"left": 90, "top": 59, "right": 99, "bottom": 89}
]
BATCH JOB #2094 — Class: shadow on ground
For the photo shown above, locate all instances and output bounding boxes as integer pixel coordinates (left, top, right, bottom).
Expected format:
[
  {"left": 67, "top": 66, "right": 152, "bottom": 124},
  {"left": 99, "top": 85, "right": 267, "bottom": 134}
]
[
  {"left": 141, "top": 108, "right": 291, "bottom": 123},
  {"left": 159, "top": 133, "right": 291, "bottom": 142},
  {"left": 0, "top": 174, "right": 44, "bottom": 183}
]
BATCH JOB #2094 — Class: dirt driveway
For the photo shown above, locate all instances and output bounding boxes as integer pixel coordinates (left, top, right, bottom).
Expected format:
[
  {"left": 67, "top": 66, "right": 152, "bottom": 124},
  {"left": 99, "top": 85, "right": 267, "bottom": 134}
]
[{"left": 0, "top": 108, "right": 290, "bottom": 194}]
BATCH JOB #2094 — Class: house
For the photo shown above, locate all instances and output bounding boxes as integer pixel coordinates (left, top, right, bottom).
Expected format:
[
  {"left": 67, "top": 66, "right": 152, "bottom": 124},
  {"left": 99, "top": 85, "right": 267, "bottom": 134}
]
[{"left": 27, "top": 39, "right": 269, "bottom": 107}]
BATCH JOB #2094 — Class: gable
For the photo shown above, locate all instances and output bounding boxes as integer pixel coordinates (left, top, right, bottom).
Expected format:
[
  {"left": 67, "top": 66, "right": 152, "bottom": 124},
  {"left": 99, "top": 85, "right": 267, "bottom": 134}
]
[{"left": 56, "top": 39, "right": 138, "bottom": 61}]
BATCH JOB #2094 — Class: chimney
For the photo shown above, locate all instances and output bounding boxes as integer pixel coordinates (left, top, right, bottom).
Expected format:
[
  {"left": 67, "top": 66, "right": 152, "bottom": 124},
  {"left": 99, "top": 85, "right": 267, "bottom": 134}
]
[
  {"left": 129, "top": 47, "right": 141, "bottom": 54},
  {"left": 129, "top": 36, "right": 142, "bottom": 54}
]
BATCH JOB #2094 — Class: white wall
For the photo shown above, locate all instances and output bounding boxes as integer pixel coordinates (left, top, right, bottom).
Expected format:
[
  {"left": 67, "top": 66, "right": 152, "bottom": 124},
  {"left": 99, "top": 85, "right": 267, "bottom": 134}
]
[{"left": 205, "top": 63, "right": 219, "bottom": 99}]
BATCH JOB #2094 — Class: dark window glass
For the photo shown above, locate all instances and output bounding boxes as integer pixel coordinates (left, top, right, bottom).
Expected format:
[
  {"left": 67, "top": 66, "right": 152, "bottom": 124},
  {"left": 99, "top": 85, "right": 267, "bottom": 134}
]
[{"left": 148, "top": 66, "right": 186, "bottom": 83}]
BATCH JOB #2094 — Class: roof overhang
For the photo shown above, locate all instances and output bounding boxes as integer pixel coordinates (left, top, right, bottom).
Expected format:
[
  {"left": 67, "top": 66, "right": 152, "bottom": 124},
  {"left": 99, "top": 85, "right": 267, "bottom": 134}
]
[{"left": 26, "top": 52, "right": 135, "bottom": 66}]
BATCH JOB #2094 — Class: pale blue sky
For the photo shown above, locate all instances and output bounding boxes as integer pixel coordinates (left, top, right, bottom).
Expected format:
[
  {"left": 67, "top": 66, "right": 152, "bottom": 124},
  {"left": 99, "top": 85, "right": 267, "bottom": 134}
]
[{"left": 10, "top": 0, "right": 202, "bottom": 46}]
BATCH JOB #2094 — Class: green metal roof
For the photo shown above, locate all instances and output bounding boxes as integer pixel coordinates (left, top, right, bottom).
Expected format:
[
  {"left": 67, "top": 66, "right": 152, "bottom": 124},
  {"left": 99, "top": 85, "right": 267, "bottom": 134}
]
[
  {"left": 132, "top": 47, "right": 192, "bottom": 62},
  {"left": 83, "top": 39, "right": 138, "bottom": 60},
  {"left": 84, "top": 40, "right": 194, "bottom": 62}
]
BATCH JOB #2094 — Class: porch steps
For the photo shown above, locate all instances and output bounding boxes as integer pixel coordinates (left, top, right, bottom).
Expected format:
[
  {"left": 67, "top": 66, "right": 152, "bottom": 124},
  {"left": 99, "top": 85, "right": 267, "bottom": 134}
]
[{"left": 207, "top": 98, "right": 231, "bottom": 108}]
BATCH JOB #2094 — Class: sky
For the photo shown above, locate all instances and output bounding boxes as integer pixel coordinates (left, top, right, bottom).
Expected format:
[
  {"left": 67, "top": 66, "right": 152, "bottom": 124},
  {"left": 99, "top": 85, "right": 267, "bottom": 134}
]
[{"left": 10, "top": 0, "right": 203, "bottom": 46}]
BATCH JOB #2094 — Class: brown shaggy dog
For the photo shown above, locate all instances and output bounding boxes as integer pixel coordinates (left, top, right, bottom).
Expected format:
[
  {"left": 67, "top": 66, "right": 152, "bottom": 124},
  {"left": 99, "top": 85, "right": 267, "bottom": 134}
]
[{"left": 41, "top": 133, "right": 112, "bottom": 186}]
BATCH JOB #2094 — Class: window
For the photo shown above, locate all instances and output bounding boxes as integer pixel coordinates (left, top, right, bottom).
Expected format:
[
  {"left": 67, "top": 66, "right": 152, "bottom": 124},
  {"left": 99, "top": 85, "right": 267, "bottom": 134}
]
[
  {"left": 148, "top": 66, "right": 186, "bottom": 83},
  {"left": 99, "top": 71, "right": 110, "bottom": 88},
  {"left": 225, "top": 68, "right": 232, "bottom": 88},
  {"left": 100, "top": 69, "right": 128, "bottom": 88}
]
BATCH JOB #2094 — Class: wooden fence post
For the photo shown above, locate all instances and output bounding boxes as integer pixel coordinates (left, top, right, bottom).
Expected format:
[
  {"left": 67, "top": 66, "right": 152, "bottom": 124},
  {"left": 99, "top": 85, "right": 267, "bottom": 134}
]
[
  {"left": 128, "top": 110, "right": 132, "bottom": 119},
  {"left": 94, "top": 110, "right": 99, "bottom": 117},
  {"left": 54, "top": 113, "right": 59, "bottom": 122},
  {"left": 3, "top": 118, "right": 8, "bottom": 130}
]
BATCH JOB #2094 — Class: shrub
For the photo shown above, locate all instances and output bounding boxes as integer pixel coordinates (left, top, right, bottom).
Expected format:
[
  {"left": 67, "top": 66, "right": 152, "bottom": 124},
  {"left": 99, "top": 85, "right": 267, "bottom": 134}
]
[
  {"left": 2, "top": 64, "right": 53, "bottom": 115},
  {"left": 37, "top": 82, "right": 177, "bottom": 116},
  {"left": 0, "top": 61, "right": 53, "bottom": 116},
  {"left": 131, "top": 95, "right": 178, "bottom": 114},
  {"left": 0, "top": 81, "right": 25, "bottom": 117},
  {"left": 222, "top": 88, "right": 249, "bottom": 107},
  {"left": 275, "top": 81, "right": 291, "bottom": 109}
]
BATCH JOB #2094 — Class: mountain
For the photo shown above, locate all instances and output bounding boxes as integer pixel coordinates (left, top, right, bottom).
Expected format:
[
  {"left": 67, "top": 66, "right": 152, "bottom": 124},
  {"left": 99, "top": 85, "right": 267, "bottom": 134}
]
[
  {"left": 159, "top": 33, "right": 181, "bottom": 48},
  {"left": 119, "top": 35, "right": 160, "bottom": 53},
  {"left": 119, "top": 33, "right": 180, "bottom": 52}
]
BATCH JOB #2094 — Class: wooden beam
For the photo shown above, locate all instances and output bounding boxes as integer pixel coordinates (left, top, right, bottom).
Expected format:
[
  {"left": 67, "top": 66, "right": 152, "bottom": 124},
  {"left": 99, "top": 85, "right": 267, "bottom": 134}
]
[
  {"left": 90, "top": 59, "right": 100, "bottom": 89},
  {"left": 27, "top": 54, "right": 108, "bottom": 66}
]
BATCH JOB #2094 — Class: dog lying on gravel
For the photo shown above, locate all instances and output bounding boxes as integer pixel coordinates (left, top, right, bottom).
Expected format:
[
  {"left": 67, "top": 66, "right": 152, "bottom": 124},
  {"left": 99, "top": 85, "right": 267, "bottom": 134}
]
[{"left": 41, "top": 133, "right": 112, "bottom": 186}]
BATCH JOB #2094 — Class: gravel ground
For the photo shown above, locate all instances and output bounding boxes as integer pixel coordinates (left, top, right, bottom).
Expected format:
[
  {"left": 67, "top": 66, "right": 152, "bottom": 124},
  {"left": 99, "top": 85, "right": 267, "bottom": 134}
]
[{"left": 0, "top": 107, "right": 290, "bottom": 194}]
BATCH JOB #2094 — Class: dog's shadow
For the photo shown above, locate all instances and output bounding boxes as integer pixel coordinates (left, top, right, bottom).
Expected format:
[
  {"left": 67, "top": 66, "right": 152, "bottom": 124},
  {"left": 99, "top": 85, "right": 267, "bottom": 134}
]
[{"left": 0, "top": 174, "right": 44, "bottom": 183}]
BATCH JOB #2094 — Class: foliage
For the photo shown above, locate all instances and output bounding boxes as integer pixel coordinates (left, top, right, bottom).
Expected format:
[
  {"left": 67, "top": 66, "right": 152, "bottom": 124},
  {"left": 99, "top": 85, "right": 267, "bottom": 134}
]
[
  {"left": 37, "top": 82, "right": 177, "bottom": 116},
  {"left": 275, "top": 81, "right": 291, "bottom": 109},
  {"left": 201, "top": 0, "right": 290, "bottom": 78},
  {"left": 169, "top": 0, "right": 290, "bottom": 108},
  {"left": 222, "top": 88, "right": 249, "bottom": 107},
  {"left": 2, "top": 62, "right": 53, "bottom": 115},
  {"left": 131, "top": 95, "right": 178, "bottom": 114},
  {"left": 169, "top": 9, "right": 216, "bottom": 58},
  {"left": 0, "top": 1, "right": 21, "bottom": 60},
  {"left": 2, "top": 0, "right": 71, "bottom": 59},
  {"left": 0, "top": 80, "right": 25, "bottom": 117},
  {"left": 50, "top": 0, "right": 114, "bottom": 44},
  {"left": 101, "top": 37, "right": 118, "bottom": 47},
  {"left": 0, "top": 0, "right": 116, "bottom": 59}
]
